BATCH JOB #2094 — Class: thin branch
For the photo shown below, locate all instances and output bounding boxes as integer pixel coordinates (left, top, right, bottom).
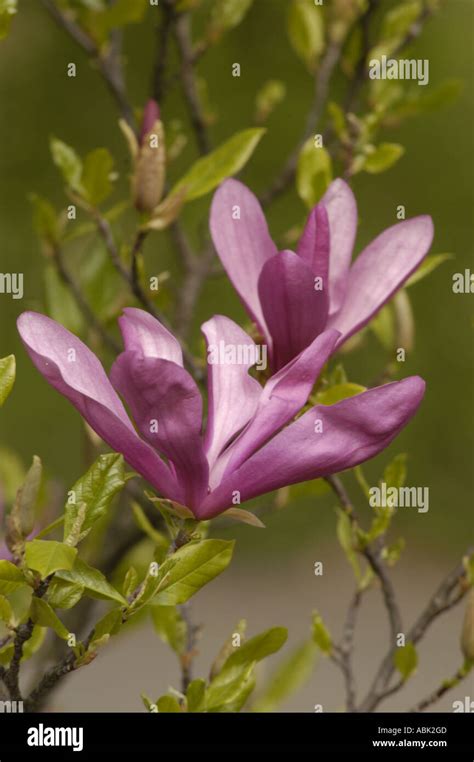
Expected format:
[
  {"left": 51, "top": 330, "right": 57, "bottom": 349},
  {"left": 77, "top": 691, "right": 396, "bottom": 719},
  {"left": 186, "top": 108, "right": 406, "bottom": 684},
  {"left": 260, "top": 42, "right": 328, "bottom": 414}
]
[
  {"left": 178, "top": 602, "right": 200, "bottom": 695},
  {"left": 173, "top": 12, "right": 211, "bottom": 155},
  {"left": 260, "top": 40, "right": 343, "bottom": 208},
  {"left": 52, "top": 244, "right": 121, "bottom": 355},
  {"left": 41, "top": 0, "right": 135, "bottom": 130},
  {"left": 337, "top": 589, "right": 362, "bottom": 712},
  {"left": 152, "top": 0, "right": 175, "bottom": 104},
  {"left": 410, "top": 664, "right": 472, "bottom": 713},
  {"left": 3, "top": 578, "right": 51, "bottom": 701}
]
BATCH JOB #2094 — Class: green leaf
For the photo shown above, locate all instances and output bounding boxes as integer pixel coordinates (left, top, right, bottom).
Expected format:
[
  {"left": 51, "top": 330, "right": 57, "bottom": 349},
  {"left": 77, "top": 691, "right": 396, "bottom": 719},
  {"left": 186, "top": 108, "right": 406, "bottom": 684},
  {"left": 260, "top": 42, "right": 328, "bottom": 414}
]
[
  {"left": 361, "top": 143, "right": 405, "bottom": 174},
  {"left": 296, "top": 139, "right": 332, "bottom": 208},
  {"left": 14, "top": 455, "right": 42, "bottom": 537},
  {"left": 370, "top": 303, "right": 395, "bottom": 350},
  {"left": 336, "top": 510, "right": 361, "bottom": 581},
  {"left": 383, "top": 454, "right": 407, "bottom": 490},
  {"left": 312, "top": 612, "right": 332, "bottom": 654},
  {"left": 126, "top": 562, "right": 163, "bottom": 615},
  {"left": 131, "top": 502, "right": 169, "bottom": 550},
  {"left": 206, "top": 662, "right": 256, "bottom": 712},
  {"left": 405, "top": 254, "right": 452, "bottom": 288},
  {"left": 252, "top": 641, "right": 317, "bottom": 712},
  {"left": 91, "top": 608, "right": 122, "bottom": 641},
  {"left": 0, "top": 0, "right": 17, "bottom": 40},
  {"left": 0, "top": 594, "right": 13, "bottom": 624},
  {"left": 186, "top": 679, "right": 207, "bottom": 712},
  {"left": 223, "top": 627, "right": 288, "bottom": 671},
  {"left": 288, "top": 0, "right": 325, "bottom": 70},
  {"left": 50, "top": 137, "right": 83, "bottom": 192},
  {"left": 25, "top": 540, "right": 77, "bottom": 578},
  {"left": 97, "top": 0, "right": 147, "bottom": 31},
  {"left": 56, "top": 557, "right": 126, "bottom": 604},
  {"left": 153, "top": 539, "right": 235, "bottom": 606},
  {"left": 0, "top": 354, "right": 15, "bottom": 406},
  {"left": 44, "top": 265, "right": 84, "bottom": 334},
  {"left": 210, "top": 0, "right": 254, "bottom": 34},
  {"left": 0, "top": 560, "right": 27, "bottom": 594},
  {"left": 150, "top": 605, "right": 187, "bottom": 654},
  {"left": 170, "top": 128, "right": 265, "bottom": 202},
  {"left": 381, "top": 1, "right": 421, "bottom": 40},
  {"left": 81, "top": 148, "right": 115, "bottom": 205},
  {"left": 394, "top": 642, "right": 418, "bottom": 681},
  {"left": 29, "top": 194, "right": 59, "bottom": 245},
  {"left": 157, "top": 695, "right": 181, "bottom": 713},
  {"left": 30, "top": 597, "right": 70, "bottom": 640},
  {"left": 64, "top": 454, "right": 125, "bottom": 544},
  {"left": 46, "top": 578, "right": 84, "bottom": 610},
  {"left": 220, "top": 507, "right": 265, "bottom": 528},
  {"left": 255, "top": 79, "right": 286, "bottom": 123},
  {"left": 316, "top": 382, "right": 366, "bottom": 406},
  {"left": 0, "top": 447, "right": 25, "bottom": 504}
]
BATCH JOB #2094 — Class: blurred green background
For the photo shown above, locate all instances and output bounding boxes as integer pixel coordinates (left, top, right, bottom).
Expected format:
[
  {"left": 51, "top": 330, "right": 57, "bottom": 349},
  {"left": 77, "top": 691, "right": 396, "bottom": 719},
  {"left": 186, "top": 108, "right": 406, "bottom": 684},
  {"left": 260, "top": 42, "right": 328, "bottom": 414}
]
[{"left": 0, "top": 0, "right": 472, "bottom": 567}]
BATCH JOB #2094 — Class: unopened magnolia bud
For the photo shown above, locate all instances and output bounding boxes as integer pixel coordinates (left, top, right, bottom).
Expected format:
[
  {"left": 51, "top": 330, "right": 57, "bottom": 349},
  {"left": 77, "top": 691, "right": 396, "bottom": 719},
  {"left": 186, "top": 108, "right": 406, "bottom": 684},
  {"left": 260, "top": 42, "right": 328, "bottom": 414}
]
[
  {"left": 461, "top": 588, "right": 474, "bottom": 663},
  {"left": 132, "top": 100, "right": 166, "bottom": 214}
]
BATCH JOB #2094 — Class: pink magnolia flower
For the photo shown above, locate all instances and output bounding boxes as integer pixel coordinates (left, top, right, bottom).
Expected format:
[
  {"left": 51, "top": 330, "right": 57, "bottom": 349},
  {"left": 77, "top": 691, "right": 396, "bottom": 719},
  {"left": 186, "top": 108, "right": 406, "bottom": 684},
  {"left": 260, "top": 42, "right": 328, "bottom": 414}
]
[
  {"left": 210, "top": 178, "right": 434, "bottom": 371},
  {"left": 18, "top": 309, "right": 425, "bottom": 520}
]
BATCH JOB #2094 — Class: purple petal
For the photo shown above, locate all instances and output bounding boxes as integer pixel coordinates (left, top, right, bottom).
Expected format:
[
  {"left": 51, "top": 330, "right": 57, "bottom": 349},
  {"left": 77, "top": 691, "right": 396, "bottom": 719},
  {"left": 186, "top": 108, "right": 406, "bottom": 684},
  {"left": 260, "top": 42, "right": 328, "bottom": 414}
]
[
  {"left": 258, "top": 250, "right": 328, "bottom": 370},
  {"left": 216, "top": 328, "right": 340, "bottom": 481},
  {"left": 210, "top": 179, "right": 277, "bottom": 338},
  {"left": 17, "top": 312, "right": 183, "bottom": 503},
  {"left": 320, "top": 179, "right": 358, "bottom": 315},
  {"left": 111, "top": 352, "right": 208, "bottom": 508},
  {"left": 329, "top": 216, "right": 434, "bottom": 344},
  {"left": 199, "top": 377, "right": 425, "bottom": 518},
  {"left": 202, "top": 316, "right": 262, "bottom": 471},
  {"left": 118, "top": 308, "right": 183, "bottom": 365},
  {"left": 140, "top": 99, "right": 160, "bottom": 145},
  {"left": 297, "top": 203, "right": 330, "bottom": 282}
]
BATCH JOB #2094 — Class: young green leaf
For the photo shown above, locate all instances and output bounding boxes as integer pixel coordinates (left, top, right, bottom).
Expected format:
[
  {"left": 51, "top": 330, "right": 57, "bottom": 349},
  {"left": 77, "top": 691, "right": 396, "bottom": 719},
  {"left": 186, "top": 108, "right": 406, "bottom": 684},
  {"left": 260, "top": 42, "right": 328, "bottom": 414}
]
[
  {"left": 296, "top": 139, "right": 332, "bottom": 208},
  {"left": 14, "top": 455, "right": 42, "bottom": 538},
  {"left": 206, "top": 662, "right": 256, "bottom": 712},
  {"left": 157, "top": 695, "right": 181, "bottom": 713},
  {"left": 255, "top": 79, "right": 286, "bottom": 123},
  {"left": 0, "top": 0, "right": 17, "bottom": 40},
  {"left": 150, "top": 605, "right": 187, "bottom": 654},
  {"left": 0, "top": 594, "right": 13, "bottom": 624},
  {"left": 50, "top": 137, "right": 83, "bottom": 193},
  {"left": 312, "top": 612, "right": 332, "bottom": 654},
  {"left": 0, "top": 560, "right": 27, "bottom": 594},
  {"left": 29, "top": 194, "right": 60, "bottom": 246},
  {"left": 46, "top": 578, "right": 84, "bottom": 610},
  {"left": 153, "top": 539, "right": 235, "bottom": 606},
  {"left": 56, "top": 557, "right": 126, "bottom": 605},
  {"left": 394, "top": 642, "right": 418, "bottom": 681},
  {"left": 186, "top": 679, "right": 207, "bottom": 712},
  {"left": 361, "top": 143, "right": 405, "bottom": 174},
  {"left": 223, "top": 627, "right": 288, "bottom": 671},
  {"left": 25, "top": 540, "right": 77, "bottom": 578},
  {"left": 336, "top": 510, "right": 361, "bottom": 582},
  {"left": 64, "top": 453, "right": 125, "bottom": 543},
  {"left": 81, "top": 148, "right": 115, "bottom": 206},
  {"left": 383, "top": 454, "right": 407, "bottom": 490},
  {"left": 169, "top": 128, "right": 265, "bottom": 202},
  {"left": 209, "top": 0, "right": 254, "bottom": 36},
  {"left": 316, "top": 383, "right": 366, "bottom": 406},
  {"left": 0, "top": 355, "right": 15, "bottom": 406},
  {"left": 44, "top": 266, "right": 84, "bottom": 334},
  {"left": 30, "top": 597, "right": 70, "bottom": 640},
  {"left": 288, "top": 0, "right": 325, "bottom": 70},
  {"left": 252, "top": 641, "right": 317, "bottom": 712},
  {"left": 405, "top": 254, "right": 452, "bottom": 288}
]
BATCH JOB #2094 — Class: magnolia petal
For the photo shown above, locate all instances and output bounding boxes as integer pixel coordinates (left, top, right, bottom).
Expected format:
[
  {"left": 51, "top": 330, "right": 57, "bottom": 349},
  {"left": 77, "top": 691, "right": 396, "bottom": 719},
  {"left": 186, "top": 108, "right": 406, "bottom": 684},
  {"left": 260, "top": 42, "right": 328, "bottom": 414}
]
[
  {"left": 202, "top": 315, "right": 262, "bottom": 470},
  {"left": 258, "top": 250, "right": 327, "bottom": 370},
  {"left": 199, "top": 377, "right": 425, "bottom": 518},
  {"left": 329, "top": 216, "right": 434, "bottom": 344},
  {"left": 111, "top": 352, "right": 208, "bottom": 509},
  {"left": 17, "top": 312, "right": 183, "bottom": 503},
  {"left": 210, "top": 179, "right": 277, "bottom": 338},
  {"left": 118, "top": 307, "right": 183, "bottom": 365},
  {"left": 320, "top": 179, "right": 358, "bottom": 315}
]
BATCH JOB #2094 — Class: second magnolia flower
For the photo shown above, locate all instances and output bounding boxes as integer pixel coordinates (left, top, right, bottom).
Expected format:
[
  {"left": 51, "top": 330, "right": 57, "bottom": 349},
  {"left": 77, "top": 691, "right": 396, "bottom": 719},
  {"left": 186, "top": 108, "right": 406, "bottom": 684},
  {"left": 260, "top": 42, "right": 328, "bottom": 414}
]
[{"left": 18, "top": 308, "right": 425, "bottom": 520}]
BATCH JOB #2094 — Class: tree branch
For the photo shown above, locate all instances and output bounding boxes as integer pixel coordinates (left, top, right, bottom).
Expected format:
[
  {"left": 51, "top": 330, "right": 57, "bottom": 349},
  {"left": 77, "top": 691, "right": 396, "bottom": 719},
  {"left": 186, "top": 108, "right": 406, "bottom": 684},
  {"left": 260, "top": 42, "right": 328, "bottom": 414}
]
[
  {"left": 410, "top": 663, "right": 472, "bottom": 713},
  {"left": 260, "top": 40, "right": 343, "bottom": 208}
]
